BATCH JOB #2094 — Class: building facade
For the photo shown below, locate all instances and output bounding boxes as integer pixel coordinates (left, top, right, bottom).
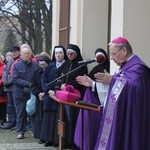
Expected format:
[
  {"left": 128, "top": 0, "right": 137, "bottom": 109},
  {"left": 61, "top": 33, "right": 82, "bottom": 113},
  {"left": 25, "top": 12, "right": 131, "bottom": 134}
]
[{"left": 52, "top": 0, "right": 150, "bottom": 73}]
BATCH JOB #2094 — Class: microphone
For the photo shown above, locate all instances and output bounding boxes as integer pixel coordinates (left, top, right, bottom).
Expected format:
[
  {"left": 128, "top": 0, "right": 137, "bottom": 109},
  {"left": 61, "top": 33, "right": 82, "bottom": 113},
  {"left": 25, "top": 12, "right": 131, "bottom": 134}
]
[
  {"left": 78, "top": 52, "right": 106, "bottom": 64},
  {"left": 78, "top": 58, "right": 96, "bottom": 64}
]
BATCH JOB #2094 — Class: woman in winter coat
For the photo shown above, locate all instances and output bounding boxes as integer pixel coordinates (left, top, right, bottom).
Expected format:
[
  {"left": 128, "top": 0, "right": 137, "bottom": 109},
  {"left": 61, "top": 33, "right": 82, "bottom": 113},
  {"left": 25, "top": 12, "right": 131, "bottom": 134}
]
[{"left": 0, "top": 57, "right": 7, "bottom": 125}]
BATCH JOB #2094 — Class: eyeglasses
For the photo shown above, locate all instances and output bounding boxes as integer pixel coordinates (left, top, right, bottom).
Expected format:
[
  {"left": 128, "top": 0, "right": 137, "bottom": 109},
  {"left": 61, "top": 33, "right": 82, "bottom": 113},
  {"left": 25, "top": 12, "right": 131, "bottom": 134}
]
[{"left": 110, "top": 48, "right": 123, "bottom": 57}]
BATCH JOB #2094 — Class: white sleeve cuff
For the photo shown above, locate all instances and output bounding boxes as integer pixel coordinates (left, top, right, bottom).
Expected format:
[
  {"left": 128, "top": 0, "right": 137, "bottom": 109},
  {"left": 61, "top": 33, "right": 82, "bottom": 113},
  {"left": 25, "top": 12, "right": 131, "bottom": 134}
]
[{"left": 92, "top": 81, "right": 96, "bottom": 92}]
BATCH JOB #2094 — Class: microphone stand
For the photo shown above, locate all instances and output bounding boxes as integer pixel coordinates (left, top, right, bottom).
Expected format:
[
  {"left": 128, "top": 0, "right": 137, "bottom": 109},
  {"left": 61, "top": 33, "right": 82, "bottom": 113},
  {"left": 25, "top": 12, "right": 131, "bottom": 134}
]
[{"left": 46, "top": 63, "right": 86, "bottom": 87}]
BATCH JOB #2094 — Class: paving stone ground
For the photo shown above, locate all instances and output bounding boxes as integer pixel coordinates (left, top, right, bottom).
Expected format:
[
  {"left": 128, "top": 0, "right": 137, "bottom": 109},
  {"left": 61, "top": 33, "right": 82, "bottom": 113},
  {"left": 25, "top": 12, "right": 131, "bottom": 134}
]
[{"left": 0, "top": 128, "right": 58, "bottom": 150}]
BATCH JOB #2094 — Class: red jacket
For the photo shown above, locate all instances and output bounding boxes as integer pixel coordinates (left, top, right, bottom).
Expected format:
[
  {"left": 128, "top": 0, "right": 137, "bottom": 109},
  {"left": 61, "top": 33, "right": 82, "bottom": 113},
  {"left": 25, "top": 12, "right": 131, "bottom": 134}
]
[{"left": 0, "top": 60, "right": 7, "bottom": 103}]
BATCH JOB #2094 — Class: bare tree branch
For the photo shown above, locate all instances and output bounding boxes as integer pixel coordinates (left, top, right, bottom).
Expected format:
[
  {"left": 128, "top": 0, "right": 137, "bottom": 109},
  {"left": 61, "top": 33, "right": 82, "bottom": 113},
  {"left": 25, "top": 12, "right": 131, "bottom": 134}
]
[{"left": 0, "top": 0, "right": 52, "bottom": 54}]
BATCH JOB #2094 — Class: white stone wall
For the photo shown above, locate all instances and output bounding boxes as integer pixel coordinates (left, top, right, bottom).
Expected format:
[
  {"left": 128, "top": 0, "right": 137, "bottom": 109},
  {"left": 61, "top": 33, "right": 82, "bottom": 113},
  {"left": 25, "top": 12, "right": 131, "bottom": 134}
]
[{"left": 52, "top": 0, "right": 150, "bottom": 73}]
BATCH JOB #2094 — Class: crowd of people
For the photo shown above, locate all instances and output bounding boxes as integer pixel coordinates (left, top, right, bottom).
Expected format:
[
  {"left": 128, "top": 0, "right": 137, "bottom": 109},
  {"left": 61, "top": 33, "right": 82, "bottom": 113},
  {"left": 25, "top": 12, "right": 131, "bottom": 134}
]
[
  {"left": 0, "top": 36, "right": 150, "bottom": 150},
  {"left": 0, "top": 43, "right": 88, "bottom": 149}
]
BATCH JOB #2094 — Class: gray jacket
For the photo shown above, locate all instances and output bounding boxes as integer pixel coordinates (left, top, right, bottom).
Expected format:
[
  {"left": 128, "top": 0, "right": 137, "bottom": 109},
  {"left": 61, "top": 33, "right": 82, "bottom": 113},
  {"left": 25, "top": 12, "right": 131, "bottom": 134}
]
[{"left": 2, "top": 58, "right": 14, "bottom": 91}]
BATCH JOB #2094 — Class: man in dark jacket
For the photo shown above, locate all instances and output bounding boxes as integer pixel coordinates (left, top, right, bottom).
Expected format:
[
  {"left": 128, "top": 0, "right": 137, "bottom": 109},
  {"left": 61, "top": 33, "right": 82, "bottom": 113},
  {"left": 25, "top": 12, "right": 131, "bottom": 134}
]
[{"left": 12, "top": 45, "right": 38, "bottom": 139}]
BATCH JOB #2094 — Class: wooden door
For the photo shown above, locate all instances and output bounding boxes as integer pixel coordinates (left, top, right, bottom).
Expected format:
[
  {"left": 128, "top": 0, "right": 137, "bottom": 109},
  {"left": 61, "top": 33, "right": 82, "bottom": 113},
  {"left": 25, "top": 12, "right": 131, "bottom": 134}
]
[{"left": 59, "top": 0, "right": 70, "bottom": 49}]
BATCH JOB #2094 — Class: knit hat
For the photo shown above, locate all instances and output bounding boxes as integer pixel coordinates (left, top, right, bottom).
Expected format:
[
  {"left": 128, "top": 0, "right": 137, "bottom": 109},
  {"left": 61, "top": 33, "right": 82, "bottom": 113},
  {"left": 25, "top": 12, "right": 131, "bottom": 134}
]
[
  {"left": 6, "top": 52, "right": 13, "bottom": 57},
  {"left": 38, "top": 55, "right": 50, "bottom": 64}
]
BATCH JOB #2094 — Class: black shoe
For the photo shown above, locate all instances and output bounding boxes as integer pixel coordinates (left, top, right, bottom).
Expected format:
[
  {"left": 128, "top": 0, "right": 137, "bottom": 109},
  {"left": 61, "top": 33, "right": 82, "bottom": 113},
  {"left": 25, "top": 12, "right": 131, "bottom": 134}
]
[
  {"left": 38, "top": 139, "right": 45, "bottom": 144},
  {"left": 44, "top": 141, "right": 53, "bottom": 147}
]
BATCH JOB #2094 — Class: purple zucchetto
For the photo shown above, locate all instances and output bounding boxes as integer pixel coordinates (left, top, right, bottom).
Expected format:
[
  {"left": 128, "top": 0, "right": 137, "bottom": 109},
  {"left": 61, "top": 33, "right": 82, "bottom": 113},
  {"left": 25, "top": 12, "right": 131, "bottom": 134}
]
[{"left": 111, "top": 37, "right": 129, "bottom": 44}]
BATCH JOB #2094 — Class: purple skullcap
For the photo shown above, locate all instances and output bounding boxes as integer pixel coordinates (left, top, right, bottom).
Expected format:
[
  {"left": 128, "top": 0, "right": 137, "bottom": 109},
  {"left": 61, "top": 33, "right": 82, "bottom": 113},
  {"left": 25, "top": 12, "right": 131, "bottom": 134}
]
[{"left": 111, "top": 37, "right": 129, "bottom": 44}]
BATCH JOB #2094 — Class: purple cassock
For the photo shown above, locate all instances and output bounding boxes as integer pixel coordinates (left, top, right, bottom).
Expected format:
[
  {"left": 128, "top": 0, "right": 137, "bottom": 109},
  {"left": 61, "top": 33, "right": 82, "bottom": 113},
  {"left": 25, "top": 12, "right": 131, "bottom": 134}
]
[
  {"left": 95, "top": 55, "right": 150, "bottom": 150},
  {"left": 74, "top": 88, "right": 102, "bottom": 150}
]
